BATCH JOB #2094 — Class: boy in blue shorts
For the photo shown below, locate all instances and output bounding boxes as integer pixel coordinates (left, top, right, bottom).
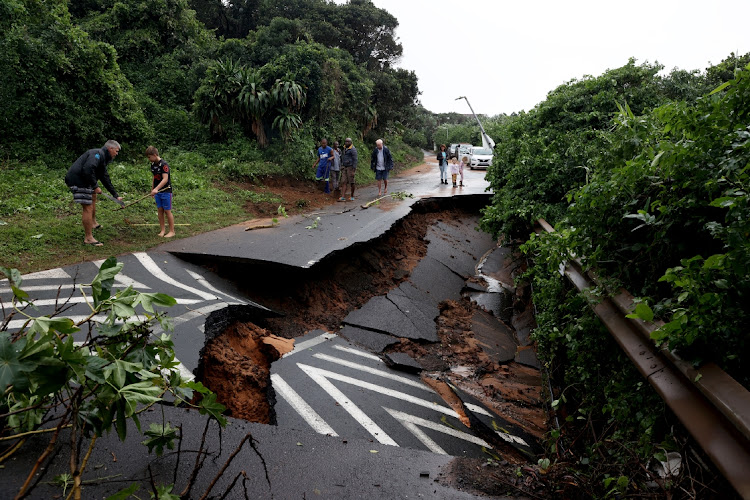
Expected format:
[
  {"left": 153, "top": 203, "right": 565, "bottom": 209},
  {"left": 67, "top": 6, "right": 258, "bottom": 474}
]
[{"left": 145, "top": 146, "right": 175, "bottom": 238}]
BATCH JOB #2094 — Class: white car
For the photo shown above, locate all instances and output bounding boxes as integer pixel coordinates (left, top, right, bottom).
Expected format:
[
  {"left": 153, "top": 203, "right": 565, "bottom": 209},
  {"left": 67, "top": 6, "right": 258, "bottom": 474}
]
[
  {"left": 468, "top": 147, "right": 493, "bottom": 169},
  {"left": 456, "top": 144, "right": 473, "bottom": 163}
]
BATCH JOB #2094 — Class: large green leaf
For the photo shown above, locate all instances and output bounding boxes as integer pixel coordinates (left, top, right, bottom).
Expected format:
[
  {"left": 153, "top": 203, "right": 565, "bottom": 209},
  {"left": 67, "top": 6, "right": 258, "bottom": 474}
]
[
  {"left": 91, "top": 257, "right": 124, "bottom": 306},
  {"left": 197, "top": 392, "right": 227, "bottom": 427},
  {"left": 133, "top": 292, "right": 177, "bottom": 314},
  {"left": 0, "top": 332, "right": 36, "bottom": 391},
  {"left": 142, "top": 422, "right": 178, "bottom": 456},
  {"left": 28, "top": 317, "right": 79, "bottom": 336},
  {"left": 120, "top": 380, "right": 163, "bottom": 416}
]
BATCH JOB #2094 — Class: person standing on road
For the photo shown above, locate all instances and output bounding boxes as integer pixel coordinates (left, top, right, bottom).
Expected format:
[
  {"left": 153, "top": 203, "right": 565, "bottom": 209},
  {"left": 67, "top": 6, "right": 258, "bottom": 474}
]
[
  {"left": 459, "top": 156, "right": 468, "bottom": 187},
  {"left": 370, "top": 139, "right": 394, "bottom": 196},
  {"left": 450, "top": 157, "right": 460, "bottom": 187},
  {"left": 145, "top": 146, "right": 175, "bottom": 238},
  {"left": 330, "top": 141, "right": 341, "bottom": 196},
  {"left": 437, "top": 144, "right": 449, "bottom": 184},
  {"left": 339, "top": 137, "right": 358, "bottom": 201},
  {"left": 313, "top": 138, "right": 333, "bottom": 193},
  {"left": 64, "top": 140, "right": 122, "bottom": 247}
]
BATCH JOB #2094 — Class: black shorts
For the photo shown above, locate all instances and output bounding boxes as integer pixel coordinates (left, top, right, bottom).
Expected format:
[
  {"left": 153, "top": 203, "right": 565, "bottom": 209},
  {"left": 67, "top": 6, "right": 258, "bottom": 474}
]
[{"left": 70, "top": 186, "right": 95, "bottom": 205}]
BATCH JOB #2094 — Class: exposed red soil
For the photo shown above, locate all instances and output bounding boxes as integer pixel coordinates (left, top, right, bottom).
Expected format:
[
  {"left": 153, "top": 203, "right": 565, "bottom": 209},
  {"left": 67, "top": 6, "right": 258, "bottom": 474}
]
[
  {"left": 387, "top": 298, "right": 547, "bottom": 443},
  {"left": 199, "top": 321, "right": 292, "bottom": 423},
  {"left": 214, "top": 210, "right": 493, "bottom": 340}
]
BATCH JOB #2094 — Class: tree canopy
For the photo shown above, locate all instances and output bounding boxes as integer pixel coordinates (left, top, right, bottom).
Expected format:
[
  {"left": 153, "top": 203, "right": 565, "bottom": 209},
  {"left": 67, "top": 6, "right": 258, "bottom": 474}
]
[{"left": 0, "top": 0, "right": 419, "bottom": 159}]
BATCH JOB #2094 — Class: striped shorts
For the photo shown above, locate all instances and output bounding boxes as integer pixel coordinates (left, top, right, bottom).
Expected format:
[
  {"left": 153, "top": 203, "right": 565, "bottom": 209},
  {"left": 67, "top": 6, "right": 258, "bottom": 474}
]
[{"left": 69, "top": 186, "right": 95, "bottom": 205}]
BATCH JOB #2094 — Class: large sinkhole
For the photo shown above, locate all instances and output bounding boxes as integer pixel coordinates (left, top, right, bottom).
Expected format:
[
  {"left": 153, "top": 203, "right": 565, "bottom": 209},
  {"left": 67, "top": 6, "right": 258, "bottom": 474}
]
[{"left": 189, "top": 195, "right": 545, "bottom": 452}]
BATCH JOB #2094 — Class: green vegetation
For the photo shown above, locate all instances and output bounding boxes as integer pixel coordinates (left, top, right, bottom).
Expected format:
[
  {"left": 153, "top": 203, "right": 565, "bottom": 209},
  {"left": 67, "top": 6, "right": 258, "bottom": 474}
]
[
  {"left": 0, "top": 134, "right": 420, "bottom": 273},
  {"left": 481, "top": 54, "right": 750, "bottom": 495},
  {"left": 0, "top": 0, "right": 424, "bottom": 272},
  {"left": 0, "top": 260, "right": 227, "bottom": 499}
]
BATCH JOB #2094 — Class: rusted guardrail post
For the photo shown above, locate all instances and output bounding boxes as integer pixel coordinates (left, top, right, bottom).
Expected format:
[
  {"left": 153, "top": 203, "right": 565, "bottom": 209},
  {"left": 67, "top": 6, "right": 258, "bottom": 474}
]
[{"left": 537, "top": 219, "right": 750, "bottom": 498}]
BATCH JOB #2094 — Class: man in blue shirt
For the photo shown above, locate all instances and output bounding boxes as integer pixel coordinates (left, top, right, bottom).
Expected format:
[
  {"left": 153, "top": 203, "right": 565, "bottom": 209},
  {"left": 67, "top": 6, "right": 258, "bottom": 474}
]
[{"left": 313, "top": 138, "right": 333, "bottom": 193}]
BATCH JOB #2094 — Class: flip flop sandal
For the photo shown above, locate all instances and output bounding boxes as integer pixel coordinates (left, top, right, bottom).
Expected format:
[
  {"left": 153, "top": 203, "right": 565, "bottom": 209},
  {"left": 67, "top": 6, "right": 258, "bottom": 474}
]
[
  {"left": 94, "top": 224, "right": 103, "bottom": 230},
  {"left": 85, "top": 240, "right": 103, "bottom": 247}
]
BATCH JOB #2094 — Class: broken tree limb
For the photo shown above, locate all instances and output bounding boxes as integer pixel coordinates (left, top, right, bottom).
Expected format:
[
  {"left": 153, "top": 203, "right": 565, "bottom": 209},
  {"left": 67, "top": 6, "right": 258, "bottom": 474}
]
[
  {"left": 361, "top": 194, "right": 390, "bottom": 209},
  {"left": 361, "top": 190, "right": 413, "bottom": 209}
]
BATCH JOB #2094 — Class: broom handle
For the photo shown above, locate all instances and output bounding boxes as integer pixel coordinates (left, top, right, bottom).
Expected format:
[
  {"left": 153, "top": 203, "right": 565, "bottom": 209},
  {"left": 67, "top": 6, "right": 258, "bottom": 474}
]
[{"left": 118, "top": 187, "right": 169, "bottom": 210}]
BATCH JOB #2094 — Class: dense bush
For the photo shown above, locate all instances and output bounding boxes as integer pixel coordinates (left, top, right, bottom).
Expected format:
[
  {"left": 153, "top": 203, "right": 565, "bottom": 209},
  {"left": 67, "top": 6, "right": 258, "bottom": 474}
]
[
  {"left": 482, "top": 57, "right": 750, "bottom": 493},
  {"left": 0, "top": 0, "right": 150, "bottom": 158}
]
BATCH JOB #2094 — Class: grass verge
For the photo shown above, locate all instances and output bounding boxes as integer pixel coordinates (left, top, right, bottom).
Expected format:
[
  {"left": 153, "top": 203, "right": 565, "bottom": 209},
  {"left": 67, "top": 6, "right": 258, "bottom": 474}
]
[{"left": 0, "top": 148, "right": 422, "bottom": 273}]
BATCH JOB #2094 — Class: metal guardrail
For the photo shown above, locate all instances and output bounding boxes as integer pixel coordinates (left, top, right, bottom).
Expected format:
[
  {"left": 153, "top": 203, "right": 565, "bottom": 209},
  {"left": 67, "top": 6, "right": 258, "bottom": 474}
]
[{"left": 537, "top": 218, "right": 750, "bottom": 499}]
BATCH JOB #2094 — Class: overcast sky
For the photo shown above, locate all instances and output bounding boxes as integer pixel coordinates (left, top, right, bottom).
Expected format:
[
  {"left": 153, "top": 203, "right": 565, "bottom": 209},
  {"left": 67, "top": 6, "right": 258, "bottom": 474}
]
[{"left": 339, "top": 0, "right": 750, "bottom": 116}]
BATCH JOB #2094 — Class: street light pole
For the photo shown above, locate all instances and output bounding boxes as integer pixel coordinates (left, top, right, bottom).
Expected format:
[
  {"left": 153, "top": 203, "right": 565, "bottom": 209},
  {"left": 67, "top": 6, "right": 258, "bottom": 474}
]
[{"left": 456, "top": 96, "right": 495, "bottom": 149}]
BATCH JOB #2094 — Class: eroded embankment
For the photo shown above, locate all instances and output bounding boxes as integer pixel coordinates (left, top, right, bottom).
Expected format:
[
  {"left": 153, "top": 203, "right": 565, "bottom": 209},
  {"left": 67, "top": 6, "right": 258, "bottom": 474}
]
[{"left": 195, "top": 196, "right": 546, "bottom": 443}]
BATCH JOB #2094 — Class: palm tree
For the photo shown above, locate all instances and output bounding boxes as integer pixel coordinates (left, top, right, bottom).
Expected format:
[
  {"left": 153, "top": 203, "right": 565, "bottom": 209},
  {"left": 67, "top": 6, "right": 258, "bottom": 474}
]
[
  {"left": 238, "top": 67, "right": 271, "bottom": 146},
  {"left": 194, "top": 59, "right": 242, "bottom": 137},
  {"left": 270, "top": 79, "right": 306, "bottom": 141}
]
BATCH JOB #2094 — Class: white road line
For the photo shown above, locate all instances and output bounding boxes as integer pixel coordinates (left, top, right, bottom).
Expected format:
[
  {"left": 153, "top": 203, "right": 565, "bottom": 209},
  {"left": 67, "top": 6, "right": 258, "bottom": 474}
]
[
  {"left": 174, "top": 362, "right": 195, "bottom": 382},
  {"left": 172, "top": 302, "right": 239, "bottom": 325},
  {"left": 7, "top": 314, "right": 119, "bottom": 330},
  {"left": 186, "top": 270, "right": 244, "bottom": 303},
  {"left": 495, "top": 430, "right": 529, "bottom": 447},
  {"left": 284, "top": 332, "right": 337, "bottom": 357},
  {"left": 298, "top": 364, "right": 397, "bottom": 446},
  {"left": 133, "top": 253, "right": 217, "bottom": 300},
  {"left": 295, "top": 364, "right": 459, "bottom": 419},
  {"left": 387, "top": 410, "right": 446, "bottom": 454},
  {"left": 271, "top": 374, "right": 338, "bottom": 436},
  {"left": 7, "top": 302, "right": 238, "bottom": 331},
  {"left": 465, "top": 403, "right": 493, "bottom": 418},
  {"left": 93, "top": 259, "right": 151, "bottom": 289},
  {"left": 19, "top": 269, "right": 72, "bottom": 280},
  {"left": 22, "top": 297, "right": 203, "bottom": 308},
  {"left": 313, "top": 353, "right": 429, "bottom": 392},
  {"left": 384, "top": 407, "right": 491, "bottom": 452},
  {"left": 331, "top": 344, "right": 383, "bottom": 362},
  {"left": 317, "top": 352, "right": 495, "bottom": 418},
  {"left": 1, "top": 284, "right": 78, "bottom": 294}
]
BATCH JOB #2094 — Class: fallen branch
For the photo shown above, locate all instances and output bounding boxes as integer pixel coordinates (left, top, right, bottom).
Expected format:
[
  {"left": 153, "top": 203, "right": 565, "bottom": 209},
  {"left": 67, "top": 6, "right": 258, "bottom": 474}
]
[
  {"left": 128, "top": 223, "right": 191, "bottom": 226},
  {"left": 361, "top": 190, "right": 413, "bottom": 209},
  {"left": 244, "top": 223, "right": 278, "bottom": 231}
]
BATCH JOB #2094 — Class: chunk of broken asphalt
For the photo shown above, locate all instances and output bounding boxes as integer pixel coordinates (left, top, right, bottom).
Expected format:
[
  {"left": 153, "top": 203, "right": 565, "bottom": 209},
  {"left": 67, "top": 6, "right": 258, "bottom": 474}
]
[
  {"left": 343, "top": 295, "right": 438, "bottom": 342},
  {"left": 515, "top": 346, "right": 541, "bottom": 369},
  {"left": 383, "top": 352, "right": 423, "bottom": 374},
  {"left": 339, "top": 325, "right": 399, "bottom": 352},
  {"left": 471, "top": 309, "right": 518, "bottom": 364}
]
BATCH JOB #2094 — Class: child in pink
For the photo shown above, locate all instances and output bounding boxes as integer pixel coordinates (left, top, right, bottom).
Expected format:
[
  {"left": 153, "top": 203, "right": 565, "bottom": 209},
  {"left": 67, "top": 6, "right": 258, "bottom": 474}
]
[{"left": 450, "top": 158, "right": 460, "bottom": 187}]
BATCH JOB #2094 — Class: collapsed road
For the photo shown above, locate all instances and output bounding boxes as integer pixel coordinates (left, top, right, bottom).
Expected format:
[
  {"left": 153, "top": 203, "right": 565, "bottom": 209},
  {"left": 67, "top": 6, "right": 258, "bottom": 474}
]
[{"left": 0, "top": 159, "right": 552, "bottom": 498}]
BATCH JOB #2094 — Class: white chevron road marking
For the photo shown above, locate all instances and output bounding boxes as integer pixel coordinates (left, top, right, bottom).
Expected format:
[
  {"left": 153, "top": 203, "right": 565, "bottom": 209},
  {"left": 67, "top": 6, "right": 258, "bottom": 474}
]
[
  {"left": 272, "top": 373, "right": 338, "bottom": 437},
  {"left": 298, "top": 363, "right": 398, "bottom": 446},
  {"left": 384, "top": 407, "right": 492, "bottom": 454}
]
